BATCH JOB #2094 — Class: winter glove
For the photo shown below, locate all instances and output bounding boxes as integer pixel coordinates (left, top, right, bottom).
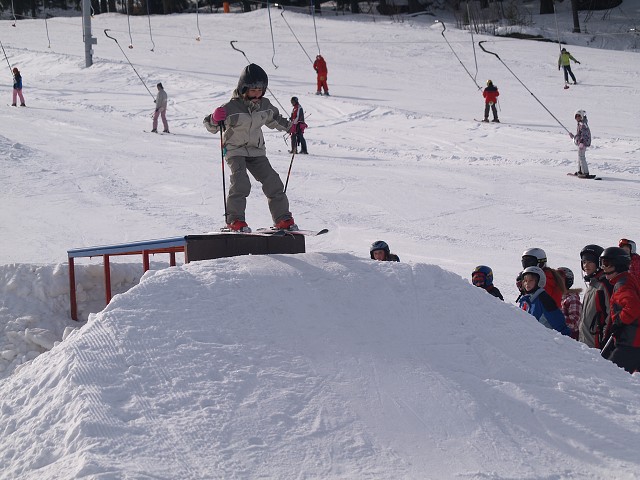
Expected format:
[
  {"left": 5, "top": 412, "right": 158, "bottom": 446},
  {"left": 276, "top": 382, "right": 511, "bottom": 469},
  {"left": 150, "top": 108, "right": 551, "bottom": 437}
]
[
  {"left": 154, "top": 99, "right": 157, "bottom": 103},
  {"left": 203, "top": 114, "right": 218, "bottom": 134},
  {"left": 558, "top": 66, "right": 561, "bottom": 71},
  {"left": 569, "top": 133, "right": 574, "bottom": 139},
  {"left": 576, "top": 61, "right": 581, "bottom": 64},
  {"left": 212, "top": 107, "right": 227, "bottom": 125}
]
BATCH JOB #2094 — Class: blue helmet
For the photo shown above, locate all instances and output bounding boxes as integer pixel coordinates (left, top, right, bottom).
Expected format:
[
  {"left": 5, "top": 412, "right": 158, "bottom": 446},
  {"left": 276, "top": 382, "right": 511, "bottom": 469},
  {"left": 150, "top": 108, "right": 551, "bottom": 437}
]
[{"left": 472, "top": 265, "right": 494, "bottom": 287}]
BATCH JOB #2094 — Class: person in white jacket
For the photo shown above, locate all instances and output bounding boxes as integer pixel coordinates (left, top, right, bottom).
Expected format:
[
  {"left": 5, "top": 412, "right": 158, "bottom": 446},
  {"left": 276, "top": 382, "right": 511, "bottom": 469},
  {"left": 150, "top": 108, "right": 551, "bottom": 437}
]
[{"left": 152, "top": 83, "right": 169, "bottom": 133}]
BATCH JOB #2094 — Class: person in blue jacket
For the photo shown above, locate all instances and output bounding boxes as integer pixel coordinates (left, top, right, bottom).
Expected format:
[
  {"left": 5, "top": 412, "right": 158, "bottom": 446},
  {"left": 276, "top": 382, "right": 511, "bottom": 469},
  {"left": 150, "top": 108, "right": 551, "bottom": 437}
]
[
  {"left": 11, "top": 67, "right": 25, "bottom": 107},
  {"left": 518, "top": 266, "right": 571, "bottom": 336}
]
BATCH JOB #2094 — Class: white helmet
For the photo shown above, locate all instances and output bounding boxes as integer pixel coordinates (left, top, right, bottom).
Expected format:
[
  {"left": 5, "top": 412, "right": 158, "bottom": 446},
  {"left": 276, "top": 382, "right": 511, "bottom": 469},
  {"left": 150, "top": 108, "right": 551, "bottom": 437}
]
[
  {"left": 521, "top": 248, "right": 547, "bottom": 268},
  {"left": 575, "top": 109, "right": 587, "bottom": 119},
  {"left": 522, "top": 266, "right": 546, "bottom": 289}
]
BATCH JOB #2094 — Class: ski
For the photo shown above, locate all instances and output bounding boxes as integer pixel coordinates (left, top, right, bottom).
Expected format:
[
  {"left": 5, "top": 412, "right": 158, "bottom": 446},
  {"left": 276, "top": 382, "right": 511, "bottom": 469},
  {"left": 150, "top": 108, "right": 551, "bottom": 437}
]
[
  {"left": 143, "top": 130, "right": 172, "bottom": 135},
  {"left": 567, "top": 172, "right": 602, "bottom": 180},
  {"left": 212, "top": 228, "right": 287, "bottom": 236},
  {"left": 255, "top": 228, "right": 329, "bottom": 237},
  {"left": 474, "top": 119, "right": 501, "bottom": 123}
]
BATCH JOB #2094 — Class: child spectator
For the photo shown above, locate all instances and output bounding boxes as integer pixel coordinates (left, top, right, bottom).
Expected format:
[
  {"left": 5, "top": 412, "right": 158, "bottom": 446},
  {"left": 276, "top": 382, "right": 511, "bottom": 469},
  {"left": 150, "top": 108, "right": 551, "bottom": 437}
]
[
  {"left": 521, "top": 248, "right": 566, "bottom": 307},
  {"left": 619, "top": 238, "right": 640, "bottom": 283},
  {"left": 471, "top": 265, "right": 504, "bottom": 300},
  {"left": 557, "top": 267, "right": 582, "bottom": 340},
  {"left": 599, "top": 247, "right": 640, "bottom": 373},
  {"left": 577, "top": 244, "right": 612, "bottom": 348},
  {"left": 370, "top": 241, "right": 400, "bottom": 262},
  {"left": 518, "top": 266, "right": 571, "bottom": 336}
]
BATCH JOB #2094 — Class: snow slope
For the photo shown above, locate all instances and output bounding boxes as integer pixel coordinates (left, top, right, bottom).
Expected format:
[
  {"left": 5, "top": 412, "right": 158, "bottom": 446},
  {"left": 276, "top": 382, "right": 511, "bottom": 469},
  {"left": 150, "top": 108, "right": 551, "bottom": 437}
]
[{"left": 1, "top": 2, "right": 640, "bottom": 478}]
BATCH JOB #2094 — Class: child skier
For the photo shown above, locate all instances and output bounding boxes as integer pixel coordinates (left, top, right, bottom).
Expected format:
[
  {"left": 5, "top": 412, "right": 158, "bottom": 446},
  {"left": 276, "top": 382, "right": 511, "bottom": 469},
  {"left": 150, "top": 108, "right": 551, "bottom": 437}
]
[
  {"left": 151, "top": 82, "right": 169, "bottom": 133},
  {"left": 558, "top": 48, "right": 580, "bottom": 86},
  {"left": 370, "top": 240, "right": 400, "bottom": 262},
  {"left": 569, "top": 109, "right": 591, "bottom": 177},
  {"left": 203, "top": 63, "right": 296, "bottom": 233},
  {"left": 313, "top": 55, "right": 329, "bottom": 96},
  {"left": 472, "top": 265, "right": 504, "bottom": 300},
  {"left": 11, "top": 67, "right": 25, "bottom": 107},
  {"left": 557, "top": 267, "right": 582, "bottom": 339},
  {"left": 482, "top": 80, "right": 499, "bottom": 123}
]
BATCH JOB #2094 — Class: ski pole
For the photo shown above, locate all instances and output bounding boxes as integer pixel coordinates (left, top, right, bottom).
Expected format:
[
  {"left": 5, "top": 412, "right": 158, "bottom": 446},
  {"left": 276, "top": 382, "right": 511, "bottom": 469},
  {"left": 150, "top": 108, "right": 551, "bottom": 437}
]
[
  {"left": 104, "top": 29, "right": 155, "bottom": 100},
  {"left": 479, "top": 41, "right": 571, "bottom": 134},
  {"left": 284, "top": 146, "right": 296, "bottom": 194},
  {"left": 436, "top": 20, "right": 482, "bottom": 91},
  {"left": 229, "top": 41, "right": 287, "bottom": 112},
  {"left": 219, "top": 122, "right": 228, "bottom": 223}
]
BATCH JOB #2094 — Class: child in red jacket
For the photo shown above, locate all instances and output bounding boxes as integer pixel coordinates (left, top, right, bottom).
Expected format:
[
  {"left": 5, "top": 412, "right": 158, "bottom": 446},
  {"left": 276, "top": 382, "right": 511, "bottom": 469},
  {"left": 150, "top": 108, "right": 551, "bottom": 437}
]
[{"left": 482, "top": 80, "right": 499, "bottom": 123}]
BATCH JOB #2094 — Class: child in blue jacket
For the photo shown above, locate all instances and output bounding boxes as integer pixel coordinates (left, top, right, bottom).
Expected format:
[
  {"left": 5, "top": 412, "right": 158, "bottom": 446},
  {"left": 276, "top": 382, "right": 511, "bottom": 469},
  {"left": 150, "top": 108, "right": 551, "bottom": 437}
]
[{"left": 519, "top": 266, "right": 571, "bottom": 336}]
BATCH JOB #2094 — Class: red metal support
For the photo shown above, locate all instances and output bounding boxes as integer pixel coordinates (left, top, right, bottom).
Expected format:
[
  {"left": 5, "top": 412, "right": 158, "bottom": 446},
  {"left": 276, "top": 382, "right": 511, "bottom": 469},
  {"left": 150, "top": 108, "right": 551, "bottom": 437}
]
[
  {"left": 69, "top": 257, "right": 78, "bottom": 321},
  {"left": 104, "top": 255, "right": 112, "bottom": 304},
  {"left": 143, "top": 250, "right": 150, "bottom": 271},
  {"left": 169, "top": 252, "right": 176, "bottom": 267}
]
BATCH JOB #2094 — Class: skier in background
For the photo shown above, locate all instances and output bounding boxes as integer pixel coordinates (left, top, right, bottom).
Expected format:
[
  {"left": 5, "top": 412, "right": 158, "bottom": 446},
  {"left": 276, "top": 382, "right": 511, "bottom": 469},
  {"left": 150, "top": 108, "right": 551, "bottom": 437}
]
[
  {"left": 482, "top": 80, "right": 499, "bottom": 123},
  {"left": 313, "top": 54, "right": 329, "bottom": 96},
  {"left": 289, "top": 96, "right": 308, "bottom": 154},
  {"left": 558, "top": 48, "right": 580, "bottom": 86},
  {"left": 569, "top": 109, "right": 591, "bottom": 177},
  {"left": 151, "top": 82, "right": 169, "bottom": 133},
  {"left": 203, "top": 63, "right": 296, "bottom": 233},
  {"left": 11, "top": 67, "right": 25, "bottom": 107},
  {"left": 370, "top": 241, "right": 400, "bottom": 262}
]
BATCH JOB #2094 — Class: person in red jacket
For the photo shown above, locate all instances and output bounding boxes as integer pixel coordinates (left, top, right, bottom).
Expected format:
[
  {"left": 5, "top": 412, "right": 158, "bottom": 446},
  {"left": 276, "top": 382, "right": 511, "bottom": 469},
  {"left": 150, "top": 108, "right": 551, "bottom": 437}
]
[
  {"left": 619, "top": 238, "right": 640, "bottom": 283},
  {"left": 600, "top": 247, "right": 640, "bottom": 373},
  {"left": 482, "top": 80, "right": 499, "bottom": 123},
  {"left": 313, "top": 54, "right": 329, "bottom": 96}
]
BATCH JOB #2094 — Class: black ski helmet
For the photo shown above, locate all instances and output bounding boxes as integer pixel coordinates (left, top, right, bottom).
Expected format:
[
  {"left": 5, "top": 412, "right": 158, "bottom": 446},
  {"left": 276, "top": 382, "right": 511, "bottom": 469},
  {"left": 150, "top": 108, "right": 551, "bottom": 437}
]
[
  {"left": 237, "top": 63, "right": 268, "bottom": 96},
  {"left": 370, "top": 240, "right": 390, "bottom": 259},
  {"left": 557, "top": 267, "right": 574, "bottom": 289},
  {"left": 580, "top": 244, "right": 604, "bottom": 264},
  {"left": 600, "top": 247, "right": 631, "bottom": 273},
  {"left": 291, "top": 96, "right": 299, "bottom": 105}
]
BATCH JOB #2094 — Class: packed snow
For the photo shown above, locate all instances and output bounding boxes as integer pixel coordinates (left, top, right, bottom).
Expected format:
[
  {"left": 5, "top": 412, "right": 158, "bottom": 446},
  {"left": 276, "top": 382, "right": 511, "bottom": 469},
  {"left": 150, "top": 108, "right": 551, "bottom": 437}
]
[{"left": 1, "top": 1, "right": 640, "bottom": 478}]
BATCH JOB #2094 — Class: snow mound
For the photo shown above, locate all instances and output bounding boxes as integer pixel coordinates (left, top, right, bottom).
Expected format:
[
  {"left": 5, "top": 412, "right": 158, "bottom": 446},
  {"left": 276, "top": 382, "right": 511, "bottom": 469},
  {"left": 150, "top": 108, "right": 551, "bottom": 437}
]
[{"left": 1, "top": 253, "right": 639, "bottom": 479}]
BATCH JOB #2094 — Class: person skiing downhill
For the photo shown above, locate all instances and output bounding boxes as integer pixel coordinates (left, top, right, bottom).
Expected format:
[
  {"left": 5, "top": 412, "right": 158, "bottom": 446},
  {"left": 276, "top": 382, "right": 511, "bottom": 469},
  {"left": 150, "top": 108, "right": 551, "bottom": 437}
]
[
  {"left": 313, "top": 55, "right": 329, "bottom": 96},
  {"left": 558, "top": 48, "right": 580, "bottom": 86},
  {"left": 151, "top": 82, "right": 169, "bottom": 133},
  {"left": 11, "top": 67, "right": 25, "bottom": 107},
  {"left": 569, "top": 109, "right": 591, "bottom": 177},
  {"left": 203, "top": 63, "right": 296, "bottom": 233},
  {"left": 482, "top": 80, "right": 499, "bottom": 123}
]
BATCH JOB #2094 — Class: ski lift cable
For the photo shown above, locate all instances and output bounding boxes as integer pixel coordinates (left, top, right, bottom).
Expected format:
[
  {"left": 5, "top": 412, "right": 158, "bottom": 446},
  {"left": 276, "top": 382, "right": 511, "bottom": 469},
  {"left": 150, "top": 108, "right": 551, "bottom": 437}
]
[
  {"left": 311, "top": 0, "right": 321, "bottom": 55},
  {"left": 229, "top": 41, "right": 286, "bottom": 112},
  {"left": 280, "top": 8, "right": 313, "bottom": 64},
  {"left": 146, "top": 0, "right": 156, "bottom": 51},
  {"left": 436, "top": 20, "right": 482, "bottom": 91},
  {"left": 104, "top": 29, "right": 155, "bottom": 100},
  {"left": 478, "top": 41, "right": 570, "bottom": 134},
  {"left": 267, "top": 0, "right": 278, "bottom": 69}
]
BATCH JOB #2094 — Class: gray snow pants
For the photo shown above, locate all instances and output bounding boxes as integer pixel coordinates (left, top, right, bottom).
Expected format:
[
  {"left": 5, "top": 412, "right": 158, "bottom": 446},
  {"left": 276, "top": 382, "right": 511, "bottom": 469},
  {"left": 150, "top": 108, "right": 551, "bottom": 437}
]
[
  {"left": 578, "top": 145, "right": 589, "bottom": 175},
  {"left": 225, "top": 155, "right": 291, "bottom": 225}
]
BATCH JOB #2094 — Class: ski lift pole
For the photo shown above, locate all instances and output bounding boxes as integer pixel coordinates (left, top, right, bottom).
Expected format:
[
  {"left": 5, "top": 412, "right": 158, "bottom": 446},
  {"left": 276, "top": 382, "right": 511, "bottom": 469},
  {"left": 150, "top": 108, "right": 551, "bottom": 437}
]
[
  {"left": 436, "top": 20, "right": 482, "bottom": 91},
  {"left": 479, "top": 41, "right": 570, "bottom": 134},
  {"left": 0, "top": 37, "right": 13, "bottom": 76},
  {"left": 104, "top": 29, "right": 155, "bottom": 100},
  {"left": 280, "top": 8, "right": 314, "bottom": 64},
  {"left": 229, "top": 41, "right": 287, "bottom": 112}
]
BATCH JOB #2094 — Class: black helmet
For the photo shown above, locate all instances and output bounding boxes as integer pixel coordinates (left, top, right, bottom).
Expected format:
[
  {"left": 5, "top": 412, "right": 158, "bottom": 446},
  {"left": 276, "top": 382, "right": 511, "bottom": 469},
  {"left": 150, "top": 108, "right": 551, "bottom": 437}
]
[
  {"left": 580, "top": 244, "right": 604, "bottom": 264},
  {"left": 291, "top": 96, "right": 298, "bottom": 105},
  {"left": 600, "top": 247, "right": 631, "bottom": 273},
  {"left": 237, "top": 63, "right": 268, "bottom": 95},
  {"left": 557, "top": 267, "right": 574, "bottom": 289},
  {"left": 370, "top": 240, "right": 390, "bottom": 259}
]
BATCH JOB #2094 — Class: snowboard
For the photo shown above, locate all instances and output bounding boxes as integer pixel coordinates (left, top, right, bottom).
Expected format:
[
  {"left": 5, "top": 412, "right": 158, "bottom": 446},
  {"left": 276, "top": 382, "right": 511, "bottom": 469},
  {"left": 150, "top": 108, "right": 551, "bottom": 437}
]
[{"left": 567, "top": 172, "right": 602, "bottom": 180}]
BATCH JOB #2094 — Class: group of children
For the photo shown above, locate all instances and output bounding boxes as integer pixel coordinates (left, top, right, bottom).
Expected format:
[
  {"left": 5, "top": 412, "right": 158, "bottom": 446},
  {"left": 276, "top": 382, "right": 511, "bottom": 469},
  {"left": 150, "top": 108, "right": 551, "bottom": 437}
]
[{"left": 472, "top": 240, "right": 640, "bottom": 373}]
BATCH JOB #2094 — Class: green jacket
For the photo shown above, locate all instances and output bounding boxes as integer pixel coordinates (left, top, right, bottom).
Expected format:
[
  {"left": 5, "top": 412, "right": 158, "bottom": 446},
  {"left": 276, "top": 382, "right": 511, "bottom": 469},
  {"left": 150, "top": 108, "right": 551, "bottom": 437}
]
[{"left": 558, "top": 51, "right": 579, "bottom": 67}]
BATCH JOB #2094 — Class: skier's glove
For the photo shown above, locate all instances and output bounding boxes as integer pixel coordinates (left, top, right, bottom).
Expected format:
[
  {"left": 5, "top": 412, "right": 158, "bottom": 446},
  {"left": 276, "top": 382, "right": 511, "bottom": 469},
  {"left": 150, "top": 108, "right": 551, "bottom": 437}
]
[
  {"left": 576, "top": 61, "right": 581, "bottom": 64},
  {"left": 212, "top": 107, "right": 227, "bottom": 125},
  {"left": 558, "top": 66, "right": 561, "bottom": 71},
  {"left": 569, "top": 133, "right": 574, "bottom": 139}
]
